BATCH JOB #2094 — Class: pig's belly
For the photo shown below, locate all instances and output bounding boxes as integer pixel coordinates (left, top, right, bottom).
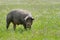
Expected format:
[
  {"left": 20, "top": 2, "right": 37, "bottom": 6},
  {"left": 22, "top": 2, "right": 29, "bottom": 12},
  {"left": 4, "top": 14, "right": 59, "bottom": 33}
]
[{"left": 13, "top": 19, "right": 22, "bottom": 25}]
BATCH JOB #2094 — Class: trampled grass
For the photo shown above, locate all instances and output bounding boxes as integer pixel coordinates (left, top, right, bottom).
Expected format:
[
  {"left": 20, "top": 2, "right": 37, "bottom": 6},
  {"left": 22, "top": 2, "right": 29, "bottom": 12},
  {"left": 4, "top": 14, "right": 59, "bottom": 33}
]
[{"left": 0, "top": 0, "right": 60, "bottom": 40}]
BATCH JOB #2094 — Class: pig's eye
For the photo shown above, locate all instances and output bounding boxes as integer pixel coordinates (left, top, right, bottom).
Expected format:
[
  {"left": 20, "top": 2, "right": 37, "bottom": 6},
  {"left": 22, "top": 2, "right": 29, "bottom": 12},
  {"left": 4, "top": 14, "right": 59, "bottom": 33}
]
[{"left": 27, "top": 19, "right": 32, "bottom": 22}]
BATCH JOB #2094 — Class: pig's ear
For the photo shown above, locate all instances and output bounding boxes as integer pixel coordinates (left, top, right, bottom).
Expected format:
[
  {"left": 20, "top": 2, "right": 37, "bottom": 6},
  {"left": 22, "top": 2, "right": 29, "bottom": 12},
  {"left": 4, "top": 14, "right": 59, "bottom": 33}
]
[
  {"left": 32, "top": 18, "right": 34, "bottom": 20},
  {"left": 24, "top": 16, "right": 29, "bottom": 21}
]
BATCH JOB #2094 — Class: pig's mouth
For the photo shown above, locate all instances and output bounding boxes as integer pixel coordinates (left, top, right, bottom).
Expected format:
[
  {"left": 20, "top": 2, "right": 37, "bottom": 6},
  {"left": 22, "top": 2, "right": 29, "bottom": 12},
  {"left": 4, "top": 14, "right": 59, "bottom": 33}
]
[
  {"left": 26, "top": 26, "right": 31, "bottom": 28},
  {"left": 26, "top": 25, "right": 31, "bottom": 30}
]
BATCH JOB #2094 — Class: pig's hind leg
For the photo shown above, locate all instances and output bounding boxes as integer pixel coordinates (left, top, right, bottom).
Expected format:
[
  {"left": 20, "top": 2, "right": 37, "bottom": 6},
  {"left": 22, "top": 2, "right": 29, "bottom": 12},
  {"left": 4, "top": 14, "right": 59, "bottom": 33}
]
[{"left": 6, "top": 19, "right": 11, "bottom": 30}]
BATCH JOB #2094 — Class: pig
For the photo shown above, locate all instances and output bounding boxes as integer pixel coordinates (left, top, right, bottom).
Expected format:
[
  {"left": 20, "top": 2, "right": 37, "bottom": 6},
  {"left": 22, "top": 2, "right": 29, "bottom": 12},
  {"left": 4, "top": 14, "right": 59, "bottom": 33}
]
[{"left": 6, "top": 9, "right": 34, "bottom": 30}]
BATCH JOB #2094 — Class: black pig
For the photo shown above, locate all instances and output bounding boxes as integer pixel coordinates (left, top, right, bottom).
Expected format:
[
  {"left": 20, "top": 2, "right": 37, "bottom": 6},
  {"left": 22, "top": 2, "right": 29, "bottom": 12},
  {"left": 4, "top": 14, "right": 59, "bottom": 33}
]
[{"left": 6, "top": 9, "right": 34, "bottom": 30}]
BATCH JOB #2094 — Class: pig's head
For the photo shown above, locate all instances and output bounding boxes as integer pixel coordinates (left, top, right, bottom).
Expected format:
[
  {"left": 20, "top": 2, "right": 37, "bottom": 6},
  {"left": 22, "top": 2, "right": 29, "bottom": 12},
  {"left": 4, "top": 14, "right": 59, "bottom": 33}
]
[{"left": 24, "top": 16, "right": 34, "bottom": 29}]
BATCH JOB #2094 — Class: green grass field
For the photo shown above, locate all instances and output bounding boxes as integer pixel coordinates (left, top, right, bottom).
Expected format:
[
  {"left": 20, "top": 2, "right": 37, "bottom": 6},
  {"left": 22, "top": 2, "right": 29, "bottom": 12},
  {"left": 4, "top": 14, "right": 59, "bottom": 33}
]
[{"left": 0, "top": 0, "right": 60, "bottom": 40}]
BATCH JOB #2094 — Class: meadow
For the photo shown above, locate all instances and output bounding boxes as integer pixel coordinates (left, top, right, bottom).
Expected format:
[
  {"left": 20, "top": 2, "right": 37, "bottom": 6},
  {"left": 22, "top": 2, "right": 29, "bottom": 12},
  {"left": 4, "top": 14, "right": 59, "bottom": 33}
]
[{"left": 0, "top": 0, "right": 60, "bottom": 40}]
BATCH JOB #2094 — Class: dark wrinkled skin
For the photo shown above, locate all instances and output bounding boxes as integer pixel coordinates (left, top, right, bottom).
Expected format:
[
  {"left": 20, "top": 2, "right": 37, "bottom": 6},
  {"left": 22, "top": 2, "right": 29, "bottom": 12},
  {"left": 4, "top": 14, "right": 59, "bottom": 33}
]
[{"left": 6, "top": 10, "right": 34, "bottom": 31}]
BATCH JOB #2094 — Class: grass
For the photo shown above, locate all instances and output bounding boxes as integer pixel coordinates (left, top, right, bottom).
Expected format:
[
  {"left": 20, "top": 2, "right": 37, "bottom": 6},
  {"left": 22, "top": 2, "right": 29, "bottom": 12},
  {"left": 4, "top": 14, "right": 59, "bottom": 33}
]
[{"left": 0, "top": 0, "right": 60, "bottom": 40}]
